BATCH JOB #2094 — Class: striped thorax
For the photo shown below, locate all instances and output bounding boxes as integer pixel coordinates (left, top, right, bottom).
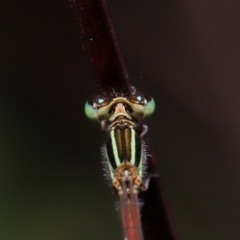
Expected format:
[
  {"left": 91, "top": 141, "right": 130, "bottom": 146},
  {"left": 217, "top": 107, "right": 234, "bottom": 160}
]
[{"left": 85, "top": 92, "right": 155, "bottom": 195}]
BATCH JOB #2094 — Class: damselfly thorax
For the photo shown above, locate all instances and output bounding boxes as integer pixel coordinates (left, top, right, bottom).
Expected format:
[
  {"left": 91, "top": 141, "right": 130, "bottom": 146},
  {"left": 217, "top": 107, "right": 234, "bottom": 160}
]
[
  {"left": 85, "top": 92, "right": 155, "bottom": 196},
  {"left": 105, "top": 113, "right": 145, "bottom": 195}
]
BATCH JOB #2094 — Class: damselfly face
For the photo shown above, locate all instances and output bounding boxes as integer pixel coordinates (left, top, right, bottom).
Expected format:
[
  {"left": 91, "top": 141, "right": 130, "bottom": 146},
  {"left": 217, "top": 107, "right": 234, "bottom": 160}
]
[{"left": 84, "top": 92, "right": 155, "bottom": 122}]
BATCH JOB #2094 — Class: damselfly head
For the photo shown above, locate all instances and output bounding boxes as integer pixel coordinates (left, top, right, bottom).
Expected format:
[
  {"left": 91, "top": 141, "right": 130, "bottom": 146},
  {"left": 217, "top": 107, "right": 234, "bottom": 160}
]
[{"left": 84, "top": 92, "right": 155, "bottom": 121}]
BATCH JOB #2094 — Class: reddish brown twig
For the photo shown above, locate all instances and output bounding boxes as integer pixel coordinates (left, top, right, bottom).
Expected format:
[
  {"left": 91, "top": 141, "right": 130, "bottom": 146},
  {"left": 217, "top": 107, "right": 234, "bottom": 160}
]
[
  {"left": 139, "top": 155, "right": 179, "bottom": 240},
  {"left": 70, "top": 0, "right": 131, "bottom": 96},
  {"left": 70, "top": 0, "right": 178, "bottom": 239}
]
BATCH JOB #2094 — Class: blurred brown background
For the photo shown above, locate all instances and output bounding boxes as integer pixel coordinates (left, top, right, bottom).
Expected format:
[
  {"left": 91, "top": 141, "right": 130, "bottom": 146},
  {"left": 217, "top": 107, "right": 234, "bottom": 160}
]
[{"left": 1, "top": 0, "right": 240, "bottom": 239}]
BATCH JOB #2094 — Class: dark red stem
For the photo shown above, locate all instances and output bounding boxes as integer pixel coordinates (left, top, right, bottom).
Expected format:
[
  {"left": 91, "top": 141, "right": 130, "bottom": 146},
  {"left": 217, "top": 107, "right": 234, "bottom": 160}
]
[
  {"left": 139, "top": 155, "right": 179, "bottom": 240},
  {"left": 70, "top": 0, "right": 131, "bottom": 96}
]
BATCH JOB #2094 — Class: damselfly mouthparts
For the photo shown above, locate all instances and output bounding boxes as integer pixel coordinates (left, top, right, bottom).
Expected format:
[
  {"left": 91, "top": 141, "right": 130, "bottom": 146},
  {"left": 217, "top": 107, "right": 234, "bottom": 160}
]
[{"left": 85, "top": 91, "right": 155, "bottom": 195}]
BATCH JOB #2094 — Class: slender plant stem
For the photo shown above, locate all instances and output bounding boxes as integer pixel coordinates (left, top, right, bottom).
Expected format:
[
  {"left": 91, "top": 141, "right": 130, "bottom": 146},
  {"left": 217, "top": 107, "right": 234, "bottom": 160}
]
[
  {"left": 139, "top": 155, "right": 179, "bottom": 240},
  {"left": 70, "top": 0, "right": 131, "bottom": 96},
  {"left": 70, "top": 0, "right": 179, "bottom": 239}
]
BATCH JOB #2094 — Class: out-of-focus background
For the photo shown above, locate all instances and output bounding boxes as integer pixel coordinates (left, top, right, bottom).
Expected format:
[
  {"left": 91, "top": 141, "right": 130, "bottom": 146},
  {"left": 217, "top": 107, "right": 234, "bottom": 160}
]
[{"left": 1, "top": 0, "right": 240, "bottom": 239}]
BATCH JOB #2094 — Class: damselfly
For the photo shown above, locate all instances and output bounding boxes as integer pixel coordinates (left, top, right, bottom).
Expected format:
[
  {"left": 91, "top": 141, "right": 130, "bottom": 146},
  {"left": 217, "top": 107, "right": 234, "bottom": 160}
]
[{"left": 85, "top": 88, "right": 155, "bottom": 240}]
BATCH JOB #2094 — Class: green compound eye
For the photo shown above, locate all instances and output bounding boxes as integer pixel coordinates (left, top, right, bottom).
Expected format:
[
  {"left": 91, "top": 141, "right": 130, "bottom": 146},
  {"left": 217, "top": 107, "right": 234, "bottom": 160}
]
[
  {"left": 144, "top": 97, "right": 155, "bottom": 116},
  {"left": 84, "top": 101, "right": 98, "bottom": 120}
]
